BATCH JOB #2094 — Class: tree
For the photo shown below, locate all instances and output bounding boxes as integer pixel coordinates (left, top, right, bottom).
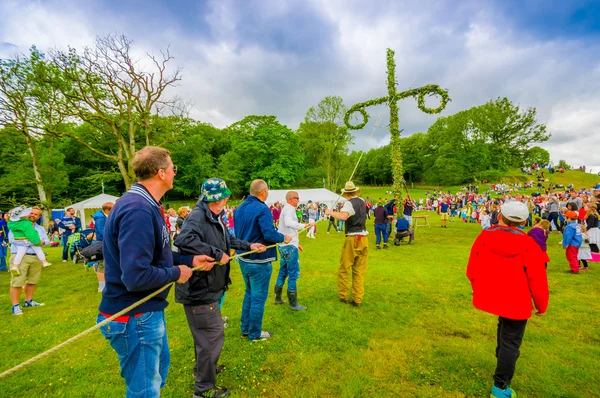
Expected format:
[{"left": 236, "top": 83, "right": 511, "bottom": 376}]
[
  {"left": 218, "top": 116, "right": 304, "bottom": 195},
  {"left": 469, "top": 97, "right": 550, "bottom": 168},
  {"left": 523, "top": 146, "right": 550, "bottom": 166},
  {"left": 47, "top": 34, "right": 186, "bottom": 188},
  {"left": 0, "top": 48, "right": 67, "bottom": 225},
  {"left": 300, "top": 96, "right": 354, "bottom": 191}
]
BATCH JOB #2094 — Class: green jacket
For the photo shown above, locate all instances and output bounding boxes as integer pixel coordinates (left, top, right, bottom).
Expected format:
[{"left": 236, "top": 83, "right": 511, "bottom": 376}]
[{"left": 7, "top": 219, "right": 41, "bottom": 245}]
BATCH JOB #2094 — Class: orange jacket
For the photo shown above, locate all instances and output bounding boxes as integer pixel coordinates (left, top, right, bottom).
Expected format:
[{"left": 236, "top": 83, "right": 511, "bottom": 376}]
[{"left": 467, "top": 225, "right": 549, "bottom": 320}]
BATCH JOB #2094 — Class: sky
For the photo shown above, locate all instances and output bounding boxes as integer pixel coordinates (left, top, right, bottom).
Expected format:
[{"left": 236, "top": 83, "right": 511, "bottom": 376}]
[{"left": 1, "top": 0, "right": 600, "bottom": 174}]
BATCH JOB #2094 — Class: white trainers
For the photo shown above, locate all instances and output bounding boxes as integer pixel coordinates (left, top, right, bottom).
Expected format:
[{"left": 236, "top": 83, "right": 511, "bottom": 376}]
[
  {"left": 23, "top": 300, "right": 45, "bottom": 307},
  {"left": 12, "top": 305, "right": 23, "bottom": 315},
  {"left": 251, "top": 331, "right": 273, "bottom": 342}
]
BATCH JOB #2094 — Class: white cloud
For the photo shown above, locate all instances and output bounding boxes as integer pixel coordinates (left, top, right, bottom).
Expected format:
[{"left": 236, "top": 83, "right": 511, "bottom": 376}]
[{"left": 1, "top": 0, "right": 599, "bottom": 171}]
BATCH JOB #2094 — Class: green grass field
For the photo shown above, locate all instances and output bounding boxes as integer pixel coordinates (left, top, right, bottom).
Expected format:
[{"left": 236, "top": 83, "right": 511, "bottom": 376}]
[{"left": 1, "top": 205, "right": 599, "bottom": 397}]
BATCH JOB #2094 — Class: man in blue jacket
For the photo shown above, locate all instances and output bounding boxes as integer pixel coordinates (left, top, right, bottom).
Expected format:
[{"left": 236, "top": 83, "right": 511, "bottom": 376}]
[
  {"left": 90, "top": 202, "right": 113, "bottom": 292},
  {"left": 97, "top": 146, "right": 213, "bottom": 398},
  {"left": 234, "top": 179, "right": 291, "bottom": 342},
  {"left": 58, "top": 208, "right": 81, "bottom": 262}
]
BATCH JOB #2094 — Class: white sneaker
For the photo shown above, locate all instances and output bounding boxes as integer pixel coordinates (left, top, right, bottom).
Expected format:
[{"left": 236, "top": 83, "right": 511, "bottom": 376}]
[
  {"left": 251, "top": 331, "right": 273, "bottom": 342},
  {"left": 62, "top": 260, "right": 67, "bottom": 263}
]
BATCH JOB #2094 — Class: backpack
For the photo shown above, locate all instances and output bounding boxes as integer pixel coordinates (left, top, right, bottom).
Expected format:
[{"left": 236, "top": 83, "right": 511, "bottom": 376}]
[{"left": 81, "top": 241, "right": 103, "bottom": 261}]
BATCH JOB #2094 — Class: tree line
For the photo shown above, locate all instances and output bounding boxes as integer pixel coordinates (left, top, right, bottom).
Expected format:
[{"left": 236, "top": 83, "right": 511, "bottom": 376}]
[{"left": 0, "top": 34, "right": 550, "bottom": 224}]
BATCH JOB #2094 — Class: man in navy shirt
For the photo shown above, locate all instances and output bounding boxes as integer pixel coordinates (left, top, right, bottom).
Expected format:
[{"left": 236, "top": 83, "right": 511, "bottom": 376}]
[{"left": 97, "top": 146, "right": 212, "bottom": 398}]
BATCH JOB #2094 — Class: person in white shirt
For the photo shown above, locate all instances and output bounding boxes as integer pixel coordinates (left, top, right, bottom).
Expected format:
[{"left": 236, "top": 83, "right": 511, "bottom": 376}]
[{"left": 274, "top": 191, "right": 314, "bottom": 310}]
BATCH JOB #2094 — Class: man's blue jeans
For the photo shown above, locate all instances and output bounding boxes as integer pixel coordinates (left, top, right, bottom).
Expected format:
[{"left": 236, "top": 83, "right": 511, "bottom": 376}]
[
  {"left": 62, "top": 235, "right": 70, "bottom": 261},
  {"left": 97, "top": 311, "right": 170, "bottom": 398},
  {"left": 374, "top": 224, "right": 389, "bottom": 245},
  {"left": 276, "top": 245, "right": 300, "bottom": 291},
  {"left": 239, "top": 260, "right": 272, "bottom": 341}
]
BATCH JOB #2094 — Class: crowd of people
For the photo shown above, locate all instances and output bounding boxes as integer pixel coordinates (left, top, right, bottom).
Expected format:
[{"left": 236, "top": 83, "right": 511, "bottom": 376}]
[{"left": 2, "top": 147, "right": 599, "bottom": 398}]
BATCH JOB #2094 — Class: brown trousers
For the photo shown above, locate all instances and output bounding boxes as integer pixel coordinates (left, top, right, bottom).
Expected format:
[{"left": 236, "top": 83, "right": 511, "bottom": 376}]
[{"left": 337, "top": 235, "right": 369, "bottom": 304}]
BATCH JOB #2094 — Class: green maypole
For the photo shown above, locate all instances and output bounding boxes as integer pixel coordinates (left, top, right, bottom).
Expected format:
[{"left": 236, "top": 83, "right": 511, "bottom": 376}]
[{"left": 344, "top": 48, "right": 450, "bottom": 201}]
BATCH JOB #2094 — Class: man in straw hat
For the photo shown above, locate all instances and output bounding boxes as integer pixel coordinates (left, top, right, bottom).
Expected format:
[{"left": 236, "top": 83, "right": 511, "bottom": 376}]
[{"left": 325, "top": 181, "right": 369, "bottom": 307}]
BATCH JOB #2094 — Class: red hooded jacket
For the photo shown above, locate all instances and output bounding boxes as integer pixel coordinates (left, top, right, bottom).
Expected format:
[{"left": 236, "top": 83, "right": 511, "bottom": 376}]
[{"left": 467, "top": 225, "right": 549, "bottom": 320}]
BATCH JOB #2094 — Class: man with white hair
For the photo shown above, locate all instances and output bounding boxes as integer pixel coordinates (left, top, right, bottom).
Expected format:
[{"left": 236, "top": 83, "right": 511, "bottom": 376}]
[{"left": 274, "top": 191, "right": 314, "bottom": 310}]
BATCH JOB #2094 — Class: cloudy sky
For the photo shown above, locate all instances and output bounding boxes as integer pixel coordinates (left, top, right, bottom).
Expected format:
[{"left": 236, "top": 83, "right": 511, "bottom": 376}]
[{"left": 2, "top": 0, "right": 599, "bottom": 172}]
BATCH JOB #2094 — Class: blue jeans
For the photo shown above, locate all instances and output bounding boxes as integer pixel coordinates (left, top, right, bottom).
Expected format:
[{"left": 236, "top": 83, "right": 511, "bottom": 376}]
[
  {"left": 276, "top": 245, "right": 300, "bottom": 291},
  {"left": 0, "top": 244, "right": 7, "bottom": 271},
  {"left": 239, "top": 260, "right": 272, "bottom": 341},
  {"left": 62, "top": 235, "right": 70, "bottom": 260},
  {"left": 374, "top": 224, "right": 389, "bottom": 245},
  {"left": 97, "top": 311, "right": 170, "bottom": 398}
]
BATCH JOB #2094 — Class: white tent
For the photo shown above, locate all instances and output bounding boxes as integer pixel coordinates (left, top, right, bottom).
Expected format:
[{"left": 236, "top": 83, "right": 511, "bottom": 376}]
[
  {"left": 265, "top": 188, "right": 347, "bottom": 209},
  {"left": 66, "top": 193, "right": 119, "bottom": 228}
]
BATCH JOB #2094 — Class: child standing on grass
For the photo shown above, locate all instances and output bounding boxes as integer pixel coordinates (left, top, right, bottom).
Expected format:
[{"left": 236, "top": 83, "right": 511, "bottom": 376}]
[
  {"left": 480, "top": 210, "right": 491, "bottom": 230},
  {"left": 562, "top": 211, "right": 582, "bottom": 274},
  {"left": 527, "top": 219, "right": 551, "bottom": 268},
  {"left": 467, "top": 201, "right": 548, "bottom": 398},
  {"left": 7, "top": 206, "right": 51, "bottom": 276},
  {"left": 578, "top": 226, "right": 592, "bottom": 271}
]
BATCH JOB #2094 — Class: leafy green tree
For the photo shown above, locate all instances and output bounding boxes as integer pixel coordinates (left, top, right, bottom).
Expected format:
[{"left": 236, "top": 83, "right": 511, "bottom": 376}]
[
  {"left": 218, "top": 116, "right": 303, "bottom": 195},
  {"left": 166, "top": 121, "right": 228, "bottom": 197},
  {"left": 469, "top": 97, "right": 549, "bottom": 168},
  {"left": 299, "top": 96, "right": 354, "bottom": 191},
  {"left": 523, "top": 146, "right": 550, "bottom": 166},
  {"left": 0, "top": 48, "right": 67, "bottom": 224}
]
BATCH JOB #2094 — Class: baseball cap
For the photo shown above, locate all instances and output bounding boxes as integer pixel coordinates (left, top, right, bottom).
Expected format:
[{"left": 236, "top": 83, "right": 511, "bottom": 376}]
[
  {"left": 564, "top": 211, "right": 578, "bottom": 219},
  {"left": 500, "top": 201, "right": 529, "bottom": 223}
]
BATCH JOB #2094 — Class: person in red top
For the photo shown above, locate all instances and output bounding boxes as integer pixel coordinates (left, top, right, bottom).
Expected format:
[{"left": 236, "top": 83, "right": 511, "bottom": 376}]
[{"left": 467, "top": 201, "right": 549, "bottom": 398}]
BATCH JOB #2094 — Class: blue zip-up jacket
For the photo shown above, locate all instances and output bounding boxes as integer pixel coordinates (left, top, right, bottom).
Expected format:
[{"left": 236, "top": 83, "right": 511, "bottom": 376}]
[
  {"left": 58, "top": 215, "right": 81, "bottom": 237},
  {"left": 234, "top": 195, "right": 285, "bottom": 263},
  {"left": 562, "top": 221, "right": 582, "bottom": 249},
  {"left": 92, "top": 210, "right": 107, "bottom": 241},
  {"left": 99, "top": 183, "right": 193, "bottom": 315}
]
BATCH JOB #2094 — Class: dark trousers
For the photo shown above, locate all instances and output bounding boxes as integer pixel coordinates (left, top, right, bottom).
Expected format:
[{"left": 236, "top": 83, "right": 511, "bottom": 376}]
[
  {"left": 184, "top": 302, "right": 224, "bottom": 393},
  {"left": 494, "top": 317, "right": 527, "bottom": 389},
  {"left": 327, "top": 219, "right": 338, "bottom": 232},
  {"left": 547, "top": 212, "right": 559, "bottom": 231}
]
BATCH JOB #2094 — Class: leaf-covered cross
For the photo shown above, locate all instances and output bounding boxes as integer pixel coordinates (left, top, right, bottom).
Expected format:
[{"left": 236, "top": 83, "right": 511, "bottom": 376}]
[{"left": 344, "top": 48, "right": 450, "bottom": 200}]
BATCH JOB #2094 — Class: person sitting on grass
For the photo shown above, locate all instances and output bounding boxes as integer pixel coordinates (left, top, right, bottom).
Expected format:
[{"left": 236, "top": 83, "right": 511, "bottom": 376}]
[
  {"left": 562, "top": 211, "right": 582, "bottom": 274},
  {"left": 7, "top": 206, "right": 51, "bottom": 276},
  {"left": 467, "top": 201, "right": 548, "bottom": 398}
]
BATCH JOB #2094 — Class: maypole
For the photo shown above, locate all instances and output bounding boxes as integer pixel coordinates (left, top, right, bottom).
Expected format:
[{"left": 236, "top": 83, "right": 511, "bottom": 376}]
[{"left": 343, "top": 48, "right": 450, "bottom": 201}]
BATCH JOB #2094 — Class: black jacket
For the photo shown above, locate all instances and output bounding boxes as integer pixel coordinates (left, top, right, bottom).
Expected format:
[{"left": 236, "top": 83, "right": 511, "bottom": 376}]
[{"left": 174, "top": 200, "right": 251, "bottom": 305}]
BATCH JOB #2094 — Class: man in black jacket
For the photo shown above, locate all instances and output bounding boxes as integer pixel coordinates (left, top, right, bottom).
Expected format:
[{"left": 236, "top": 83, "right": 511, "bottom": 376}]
[{"left": 175, "top": 178, "right": 265, "bottom": 398}]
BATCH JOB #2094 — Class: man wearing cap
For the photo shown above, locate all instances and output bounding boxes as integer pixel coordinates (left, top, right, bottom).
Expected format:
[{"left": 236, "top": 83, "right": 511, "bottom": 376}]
[
  {"left": 274, "top": 191, "right": 314, "bottom": 310},
  {"left": 467, "top": 200, "right": 548, "bottom": 398},
  {"left": 175, "top": 178, "right": 266, "bottom": 398},
  {"left": 325, "top": 181, "right": 369, "bottom": 307},
  {"left": 234, "top": 179, "right": 292, "bottom": 341},
  {"left": 8, "top": 206, "right": 49, "bottom": 315}
]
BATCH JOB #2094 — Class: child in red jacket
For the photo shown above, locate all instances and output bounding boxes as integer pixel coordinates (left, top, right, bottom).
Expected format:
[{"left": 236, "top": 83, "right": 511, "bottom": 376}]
[{"left": 467, "top": 201, "right": 549, "bottom": 398}]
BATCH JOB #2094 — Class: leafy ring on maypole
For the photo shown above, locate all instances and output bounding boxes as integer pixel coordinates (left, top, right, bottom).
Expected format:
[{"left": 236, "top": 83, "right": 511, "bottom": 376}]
[{"left": 344, "top": 85, "right": 450, "bottom": 131}]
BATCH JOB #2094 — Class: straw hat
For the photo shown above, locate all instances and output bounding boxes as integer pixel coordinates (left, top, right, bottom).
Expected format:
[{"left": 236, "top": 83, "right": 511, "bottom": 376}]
[{"left": 341, "top": 181, "right": 359, "bottom": 193}]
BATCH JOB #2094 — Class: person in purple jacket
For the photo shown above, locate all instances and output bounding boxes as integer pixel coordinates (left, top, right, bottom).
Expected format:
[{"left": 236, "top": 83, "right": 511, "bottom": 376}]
[
  {"left": 528, "top": 219, "right": 551, "bottom": 268},
  {"left": 97, "top": 146, "right": 213, "bottom": 398}
]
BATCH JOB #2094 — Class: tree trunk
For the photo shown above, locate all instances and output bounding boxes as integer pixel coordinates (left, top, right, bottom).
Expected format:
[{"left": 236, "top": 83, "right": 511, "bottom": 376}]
[{"left": 23, "top": 132, "right": 51, "bottom": 229}]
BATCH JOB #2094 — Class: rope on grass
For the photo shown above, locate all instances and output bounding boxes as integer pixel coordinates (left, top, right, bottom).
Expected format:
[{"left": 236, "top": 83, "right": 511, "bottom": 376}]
[{"left": 0, "top": 225, "right": 312, "bottom": 380}]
